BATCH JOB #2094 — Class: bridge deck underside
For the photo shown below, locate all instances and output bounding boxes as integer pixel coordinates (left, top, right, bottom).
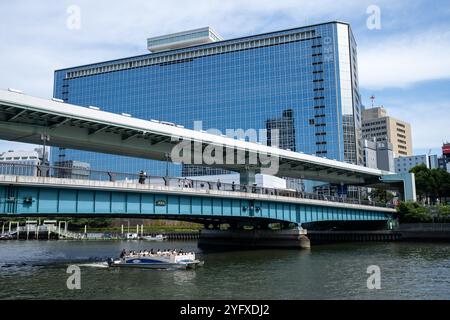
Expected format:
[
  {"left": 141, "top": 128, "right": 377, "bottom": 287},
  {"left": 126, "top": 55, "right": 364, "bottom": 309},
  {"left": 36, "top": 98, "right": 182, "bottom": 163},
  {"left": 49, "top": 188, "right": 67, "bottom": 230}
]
[
  {"left": 0, "top": 185, "right": 392, "bottom": 225},
  {"left": 0, "top": 99, "right": 386, "bottom": 185}
]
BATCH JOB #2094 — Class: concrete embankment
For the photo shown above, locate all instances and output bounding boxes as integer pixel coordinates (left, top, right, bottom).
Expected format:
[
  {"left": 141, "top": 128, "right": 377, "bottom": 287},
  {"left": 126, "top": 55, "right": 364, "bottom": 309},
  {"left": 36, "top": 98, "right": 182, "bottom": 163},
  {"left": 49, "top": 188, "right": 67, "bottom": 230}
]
[
  {"left": 396, "top": 223, "right": 450, "bottom": 242},
  {"left": 0, "top": 230, "right": 200, "bottom": 241},
  {"left": 3, "top": 224, "right": 450, "bottom": 246},
  {"left": 308, "top": 223, "right": 450, "bottom": 244},
  {"left": 307, "top": 230, "right": 402, "bottom": 244},
  {"left": 198, "top": 228, "right": 311, "bottom": 249}
]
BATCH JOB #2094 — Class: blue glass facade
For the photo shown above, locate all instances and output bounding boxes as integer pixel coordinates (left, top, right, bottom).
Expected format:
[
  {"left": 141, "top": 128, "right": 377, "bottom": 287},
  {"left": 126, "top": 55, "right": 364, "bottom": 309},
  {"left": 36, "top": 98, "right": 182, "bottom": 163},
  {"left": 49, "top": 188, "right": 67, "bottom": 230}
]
[{"left": 53, "top": 21, "right": 362, "bottom": 176}]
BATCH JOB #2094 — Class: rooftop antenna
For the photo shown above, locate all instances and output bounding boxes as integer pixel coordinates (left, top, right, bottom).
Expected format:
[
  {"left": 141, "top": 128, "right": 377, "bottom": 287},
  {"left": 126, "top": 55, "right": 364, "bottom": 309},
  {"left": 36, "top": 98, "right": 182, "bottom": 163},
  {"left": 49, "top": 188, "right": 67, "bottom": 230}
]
[{"left": 370, "top": 95, "right": 376, "bottom": 108}]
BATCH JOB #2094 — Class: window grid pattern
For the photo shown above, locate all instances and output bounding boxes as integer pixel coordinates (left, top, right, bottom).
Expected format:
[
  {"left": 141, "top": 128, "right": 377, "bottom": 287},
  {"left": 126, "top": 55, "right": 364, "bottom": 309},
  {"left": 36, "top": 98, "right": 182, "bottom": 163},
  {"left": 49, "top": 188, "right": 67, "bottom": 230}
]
[
  {"left": 64, "top": 30, "right": 317, "bottom": 80},
  {"left": 53, "top": 22, "right": 361, "bottom": 176}
]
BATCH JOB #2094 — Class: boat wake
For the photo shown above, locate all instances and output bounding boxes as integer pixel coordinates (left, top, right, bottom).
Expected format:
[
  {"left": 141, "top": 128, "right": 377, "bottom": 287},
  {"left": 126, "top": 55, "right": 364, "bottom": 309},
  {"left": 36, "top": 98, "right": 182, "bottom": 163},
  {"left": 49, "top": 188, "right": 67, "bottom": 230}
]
[{"left": 76, "top": 262, "right": 109, "bottom": 268}]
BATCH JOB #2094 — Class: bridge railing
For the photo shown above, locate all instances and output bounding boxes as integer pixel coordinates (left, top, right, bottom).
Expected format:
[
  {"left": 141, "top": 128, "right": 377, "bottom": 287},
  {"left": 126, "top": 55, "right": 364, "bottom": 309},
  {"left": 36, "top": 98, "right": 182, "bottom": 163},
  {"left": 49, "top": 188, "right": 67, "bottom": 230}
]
[{"left": 0, "top": 162, "right": 393, "bottom": 209}]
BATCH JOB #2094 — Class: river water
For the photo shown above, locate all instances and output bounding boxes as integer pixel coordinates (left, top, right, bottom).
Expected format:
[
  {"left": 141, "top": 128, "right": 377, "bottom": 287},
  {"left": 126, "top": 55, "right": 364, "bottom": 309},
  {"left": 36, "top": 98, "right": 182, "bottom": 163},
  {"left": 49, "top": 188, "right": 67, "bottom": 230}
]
[{"left": 0, "top": 240, "right": 449, "bottom": 300}]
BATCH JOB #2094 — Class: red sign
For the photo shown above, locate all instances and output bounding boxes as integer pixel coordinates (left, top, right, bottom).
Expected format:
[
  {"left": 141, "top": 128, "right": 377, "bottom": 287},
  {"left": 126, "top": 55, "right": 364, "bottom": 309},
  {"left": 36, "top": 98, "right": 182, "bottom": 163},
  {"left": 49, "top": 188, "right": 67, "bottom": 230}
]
[{"left": 443, "top": 145, "right": 450, "bottom": 155}]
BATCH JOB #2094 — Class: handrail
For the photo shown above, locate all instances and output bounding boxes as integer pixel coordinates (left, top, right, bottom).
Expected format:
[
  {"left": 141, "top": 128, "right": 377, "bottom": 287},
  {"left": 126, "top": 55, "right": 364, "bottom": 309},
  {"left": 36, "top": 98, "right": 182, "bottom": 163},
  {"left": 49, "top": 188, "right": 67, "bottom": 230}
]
[{"left": 0, "top": 162, "right": 394, "bottom": 209}]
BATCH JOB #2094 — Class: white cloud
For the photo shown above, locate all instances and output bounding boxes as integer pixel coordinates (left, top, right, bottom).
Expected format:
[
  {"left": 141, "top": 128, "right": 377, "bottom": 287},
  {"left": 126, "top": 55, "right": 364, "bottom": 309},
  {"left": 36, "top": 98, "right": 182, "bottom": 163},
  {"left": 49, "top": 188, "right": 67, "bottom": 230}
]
[
  {"left": 0, "top": 0, "right": 448, "bottom": 154},
  {"left": 2, "top": 0, "right": 435, "bottom": 97},
  {"left": 0, "top": 141, "right": 37, "bottom": 153},
  {"left": 387, "top": 102, "right": 450, "bottom": 150},
  {"left": 0, "top": 0, "right": 370, "bottom": 97},
  {"left": 359, "top": 29, "right": 450, "bottom": 89}
]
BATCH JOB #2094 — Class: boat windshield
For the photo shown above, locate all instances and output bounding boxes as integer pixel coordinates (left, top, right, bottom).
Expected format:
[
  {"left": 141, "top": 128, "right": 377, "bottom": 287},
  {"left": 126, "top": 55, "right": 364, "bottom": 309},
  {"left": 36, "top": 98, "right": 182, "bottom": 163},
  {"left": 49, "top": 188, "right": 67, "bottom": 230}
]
[{"left": 121, "top": 249, "right": 195, "bottom": 259}]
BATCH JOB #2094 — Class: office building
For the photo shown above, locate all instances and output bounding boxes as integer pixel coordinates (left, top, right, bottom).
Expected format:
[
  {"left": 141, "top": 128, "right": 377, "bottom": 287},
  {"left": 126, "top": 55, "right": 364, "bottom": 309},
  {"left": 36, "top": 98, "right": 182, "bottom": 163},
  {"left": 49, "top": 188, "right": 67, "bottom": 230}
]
[
  {"left": 394, "top": 155, "right": 431, "bottom": 173},
  {"left": 362, "top": 139, "right": 377, "bottom": 169},
  {"left": 266, "top": 109, "right": 296, "bottom": 151},
  {"left": 438, "top": 143, "right": 450, "bottom": 172},
  {"left": 429, "top": 154, "right": 439, "bottom": 169},
  {"left": 0, "top": 149, "right": 45, "bottom": 176},
  {"left": 53, "top": 22, "right": 363, "bottom": 176},
  {"left": 54, "top": 160, "right": 91, "bottom": 179},
  {"left": 442, "top": 143, "right": 450, "bottom": 162},
  {"left": 362, "top": 106, "right": 412, "bottom": 157},
  {"left": 375, "top": 141, "right": 395, "bottom": 172},
  {"left": 362, "top": 138, "right": 394, "bottom": 172}
]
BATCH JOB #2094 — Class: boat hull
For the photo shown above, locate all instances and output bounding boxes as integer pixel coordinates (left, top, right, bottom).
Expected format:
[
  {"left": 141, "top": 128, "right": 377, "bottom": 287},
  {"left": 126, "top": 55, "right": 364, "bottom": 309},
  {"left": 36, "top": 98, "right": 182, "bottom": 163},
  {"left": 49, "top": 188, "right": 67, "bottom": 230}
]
[
  {"left": 142, "top": 235, "right": 168, "bottom": 241},
  {"left": 111, "top": 262, "right": 184, "bottom": 269},
  {"left": 108, "top": 258, "right": 203, "bottom": 270}
]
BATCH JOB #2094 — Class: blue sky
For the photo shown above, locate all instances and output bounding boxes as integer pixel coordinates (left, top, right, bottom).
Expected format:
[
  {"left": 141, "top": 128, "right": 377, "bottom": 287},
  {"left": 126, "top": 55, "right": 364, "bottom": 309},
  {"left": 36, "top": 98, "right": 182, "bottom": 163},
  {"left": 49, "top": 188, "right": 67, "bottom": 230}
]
[{"left": 0, "top": 0, "right": 449, "bottom": 156}]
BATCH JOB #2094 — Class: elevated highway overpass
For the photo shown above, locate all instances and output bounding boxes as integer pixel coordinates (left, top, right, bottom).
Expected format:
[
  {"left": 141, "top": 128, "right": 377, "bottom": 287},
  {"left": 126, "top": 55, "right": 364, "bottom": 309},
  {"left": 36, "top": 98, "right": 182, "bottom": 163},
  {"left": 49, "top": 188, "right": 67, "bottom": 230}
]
[{"left": 0, "top": 89, "right": 415, "bottom": 201}]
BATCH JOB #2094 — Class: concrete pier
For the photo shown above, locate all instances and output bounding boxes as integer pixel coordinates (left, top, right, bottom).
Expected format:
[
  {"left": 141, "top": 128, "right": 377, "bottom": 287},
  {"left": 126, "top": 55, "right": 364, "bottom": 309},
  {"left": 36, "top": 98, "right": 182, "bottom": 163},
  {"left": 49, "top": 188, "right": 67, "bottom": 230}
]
[
  {"left": 307, "top": 230, "right": 402, "bottom": 244},
  {"left": 198, "top": 228, "right": 310, "bottom": 250}
]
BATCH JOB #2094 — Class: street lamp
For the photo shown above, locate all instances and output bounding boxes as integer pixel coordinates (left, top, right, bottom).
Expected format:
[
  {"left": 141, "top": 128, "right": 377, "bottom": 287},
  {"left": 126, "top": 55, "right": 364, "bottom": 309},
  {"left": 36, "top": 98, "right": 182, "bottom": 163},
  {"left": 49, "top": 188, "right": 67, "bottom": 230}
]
[
  {"left": 40, "top": 133, "right": 50, "bottom": 165},
  {"left": 165, "top": 152, "right": 170, "bottom": 177},
  {"left": 40, "top": 133, "right": 50, "bottom": 177}
]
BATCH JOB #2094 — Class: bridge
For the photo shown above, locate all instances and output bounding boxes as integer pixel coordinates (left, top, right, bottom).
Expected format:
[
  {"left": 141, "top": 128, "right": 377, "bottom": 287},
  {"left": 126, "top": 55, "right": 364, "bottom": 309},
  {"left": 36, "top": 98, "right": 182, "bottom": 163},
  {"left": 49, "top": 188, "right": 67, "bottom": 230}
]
[
  {"left": 0, "top": 163, "right": 395, "bottom": 248},
  {"left": 0, "top": 89, "right": 415, "bottom": 200},
  {"left": 0, "top": 163, "right": 393, "bottom": 224},
  {"left": 0, "top": 89, "right": 411, "bottom": 247}
]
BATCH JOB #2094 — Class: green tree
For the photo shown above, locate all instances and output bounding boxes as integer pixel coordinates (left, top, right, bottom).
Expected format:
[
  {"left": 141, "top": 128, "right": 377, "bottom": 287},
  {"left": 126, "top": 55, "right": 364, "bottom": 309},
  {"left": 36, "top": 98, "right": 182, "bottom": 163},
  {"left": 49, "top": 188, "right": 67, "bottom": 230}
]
[
  {"left": 410, "top": 164, "right": 434, "bottom": 203},
  {"left": 431, "top": 168, "right": 450, "bottom": 203},
  {"left": 410, "top": 165, "right": 450, "bottom": 204},
  {"left": 436, "top": 205, "right": 450, "bottom": 222},
  {"left": 396, "top": 201, "right": 432, "bottom": 223},
  {"left": 369, "top": 188, "right": 395, "bottom": 203}
]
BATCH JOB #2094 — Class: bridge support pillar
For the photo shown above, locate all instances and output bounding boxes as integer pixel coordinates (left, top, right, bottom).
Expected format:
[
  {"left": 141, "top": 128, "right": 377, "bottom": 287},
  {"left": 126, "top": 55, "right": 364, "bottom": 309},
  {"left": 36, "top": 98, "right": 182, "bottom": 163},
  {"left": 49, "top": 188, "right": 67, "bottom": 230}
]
[
  {"left": 198, "top": 228, "right": 310, "bottom": 250},
  {"left": 239, "top": 169, "right": 256, "bottom": 186},
  {"left": 380, "top": 172, "right": 416, "bottom": 202}
]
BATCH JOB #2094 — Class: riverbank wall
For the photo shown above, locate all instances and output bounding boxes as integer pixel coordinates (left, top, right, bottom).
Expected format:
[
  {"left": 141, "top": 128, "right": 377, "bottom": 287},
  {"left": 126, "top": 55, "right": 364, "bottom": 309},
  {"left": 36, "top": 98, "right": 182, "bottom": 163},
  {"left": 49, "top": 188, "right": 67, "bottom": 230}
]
[
  {"left": 308, "top": 223, "right": 450, "bottom": 244},
  {"left": 3, "top": 224, "right": 450, "bottom": 245},
  {"left": 198, "top": 228, "right": 311, "bottom": 249},
  {"left": 0, "top": 230, "right": 199, "bottom": 241}
]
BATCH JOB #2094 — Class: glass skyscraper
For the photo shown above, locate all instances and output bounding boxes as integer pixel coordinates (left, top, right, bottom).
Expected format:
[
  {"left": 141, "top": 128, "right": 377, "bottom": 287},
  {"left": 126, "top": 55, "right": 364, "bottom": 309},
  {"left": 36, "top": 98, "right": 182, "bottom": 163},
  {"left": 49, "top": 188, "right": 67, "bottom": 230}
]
[{"left": 53, "top": 21, "right": 363, "bottom": 176}]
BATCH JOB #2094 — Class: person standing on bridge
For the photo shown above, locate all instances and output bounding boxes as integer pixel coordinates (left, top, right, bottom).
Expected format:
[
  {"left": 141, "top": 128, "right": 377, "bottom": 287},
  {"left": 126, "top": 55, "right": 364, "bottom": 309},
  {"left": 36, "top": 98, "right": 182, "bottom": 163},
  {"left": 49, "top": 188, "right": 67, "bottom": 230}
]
[
  {"left": 231, "top": 181, "right": 236, "bottom": 191},
  {"left": 138, "top": 170, "right": 147, "bottom": 184},
  {"left": 217, "top": 179, "right": 222, "bottom": 190},
  {"left": 108, "top": 172, "right": 115, "bottom": 182}
]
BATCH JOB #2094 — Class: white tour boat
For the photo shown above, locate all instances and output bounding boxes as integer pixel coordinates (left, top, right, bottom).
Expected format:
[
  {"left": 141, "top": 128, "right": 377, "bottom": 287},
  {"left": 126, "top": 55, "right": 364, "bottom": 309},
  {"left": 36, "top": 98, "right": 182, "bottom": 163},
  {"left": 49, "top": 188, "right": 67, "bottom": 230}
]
[
  {"left": 142, "top": 234, "right": 168, "bottom": 241},
  {"left": 107, "top": 250, "right": 203, "bottom": 269}
]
